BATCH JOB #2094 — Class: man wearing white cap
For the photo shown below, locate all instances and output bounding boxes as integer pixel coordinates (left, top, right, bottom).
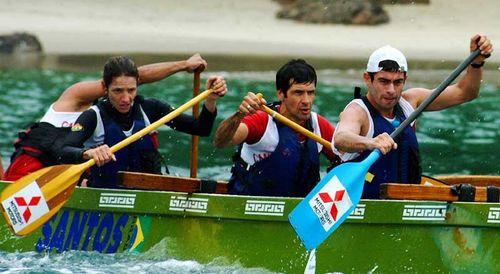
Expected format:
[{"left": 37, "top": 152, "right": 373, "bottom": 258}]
[{"left": 332, "top": 34, "right": 493, "bottom": 199}]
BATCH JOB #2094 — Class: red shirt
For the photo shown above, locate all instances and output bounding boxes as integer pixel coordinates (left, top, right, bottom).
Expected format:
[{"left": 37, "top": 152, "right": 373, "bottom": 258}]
[{"left": 242, "top": 110, "right": 337, "bottom": 162}]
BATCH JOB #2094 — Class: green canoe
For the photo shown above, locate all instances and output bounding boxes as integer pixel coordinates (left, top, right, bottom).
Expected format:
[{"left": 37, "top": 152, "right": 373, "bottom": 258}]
[{"left": 0, "top": 175, "right": 498, "bottom": 273}]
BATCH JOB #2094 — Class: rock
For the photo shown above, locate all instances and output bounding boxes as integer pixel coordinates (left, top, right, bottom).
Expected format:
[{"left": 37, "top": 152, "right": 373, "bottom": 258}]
[
  {"left": 0, "top": 32, "right": 43, "bottom": 54},
  {"left": 275, "top": 0, "right": 389, "bottom": 25}
]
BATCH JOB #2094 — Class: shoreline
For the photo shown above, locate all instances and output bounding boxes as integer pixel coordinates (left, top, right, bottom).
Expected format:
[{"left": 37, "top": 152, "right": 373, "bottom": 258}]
[
  {"left": 0, "top": 0, "right": 498, "bottom": 64},
  {"left": 3, "top": 51, "right": 499, "bottom": 71}
]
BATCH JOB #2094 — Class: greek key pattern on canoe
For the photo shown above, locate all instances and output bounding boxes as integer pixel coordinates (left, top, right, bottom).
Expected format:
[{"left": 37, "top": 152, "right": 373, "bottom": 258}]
[
  {"left": 169, "top": 196, "right": 208, "bottom": 213},
  {"left": 487, "top": 207, "right": 500, "bottom": 223},
  {"left": 402, "top": 204, "right": 447, "bottom": 221},
  {"left": 347, "top": 204, "right": 366, "bottom": 220},
  {"left": 244, "top": 200, "right": 285, "bottom": 216},
  {"left": 99, "top": 193, "right": 136, "bottom": 208}
]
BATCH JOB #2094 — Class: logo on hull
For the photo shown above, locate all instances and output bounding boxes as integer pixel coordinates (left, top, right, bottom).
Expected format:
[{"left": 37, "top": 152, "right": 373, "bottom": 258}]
[
  {"left": 487, "top": 207, "right": 500, "bottom": 224},
  {"left": 244, "top": 200, "right": 285, "bottom": 216},
  {"left": 347, "top": 203, "right": 366, "bottom": 220},
  {"left": 169, "top": 196, "right": 208, "bottom": 213},
  {"left": 99, "top": 193, "right": 136, "bottom": 208},
  {"left": 402, "top": 204, "right": 446, "bottom": 221}
]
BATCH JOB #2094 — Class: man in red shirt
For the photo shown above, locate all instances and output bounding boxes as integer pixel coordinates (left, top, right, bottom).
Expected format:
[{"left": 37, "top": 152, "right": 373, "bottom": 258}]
[{"left": 214, "top": 59, "right": 339, "bottom": 197}]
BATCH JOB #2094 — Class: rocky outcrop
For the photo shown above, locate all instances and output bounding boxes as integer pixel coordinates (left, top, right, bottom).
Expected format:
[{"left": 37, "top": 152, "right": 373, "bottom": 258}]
[
  {"left": 0, "top": 32, "right": 43, "bottom": 54},
  {"left": 275, "top": 0, "right": 389, "bottom": 25}
]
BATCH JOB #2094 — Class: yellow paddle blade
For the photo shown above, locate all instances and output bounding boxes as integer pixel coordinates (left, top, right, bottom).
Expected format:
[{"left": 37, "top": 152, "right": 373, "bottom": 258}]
[{"left": 0, "top": 163, "right": 86, "bottom": 236}]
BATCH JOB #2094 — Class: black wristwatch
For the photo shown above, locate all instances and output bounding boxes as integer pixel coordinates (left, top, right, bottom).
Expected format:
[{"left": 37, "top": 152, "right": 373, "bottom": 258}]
[{"left": 471, "top": 62, "right": 485, "bottom": 68}]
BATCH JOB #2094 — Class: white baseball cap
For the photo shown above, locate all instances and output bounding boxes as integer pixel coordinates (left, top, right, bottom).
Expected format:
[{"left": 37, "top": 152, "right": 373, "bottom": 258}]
[{"left": 366, "top": 45, "right": 408, "bottom": 73}]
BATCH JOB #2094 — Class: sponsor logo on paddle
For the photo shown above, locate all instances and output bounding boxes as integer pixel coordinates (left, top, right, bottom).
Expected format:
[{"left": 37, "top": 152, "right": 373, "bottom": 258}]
[
  {"left": 402, "top": 204, "right": 446, "bottom": 221},
  {"left": 1, "top": 181, "right": 49, "bottom": 233},
  {"left": 487, "top": 207, "right": 500, "bottom": 224},
  {"left": 308, "top": 175, "right": 353, "bottom": 231},
  {"left": 169, "top": 195, "right": 208, "bottom": 213},
  {"left": 244, "top": 200, "right": 285, "bottom": 216},
  {"left": 99, "top": 193, "right": 136, "bottom": 208}
]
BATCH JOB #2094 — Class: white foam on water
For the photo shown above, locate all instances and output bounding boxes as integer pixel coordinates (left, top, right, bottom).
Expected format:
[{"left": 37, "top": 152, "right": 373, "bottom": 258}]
[{"left": 0, "top": 251, "right": 279, "bottom": 274}]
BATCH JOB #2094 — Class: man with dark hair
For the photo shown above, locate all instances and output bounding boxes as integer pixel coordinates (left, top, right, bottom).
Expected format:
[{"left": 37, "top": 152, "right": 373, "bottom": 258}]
[
  {"left": 332, "top": 34, "right": 493, "bottom": 199},
  {"left": 58, "top": 56, "right": 227, "bottom": 189},
  {"left": 214, "top": 59, "right": 339, "bottom": 197},
  {"left": 3, "top": 53, "right": 208, "bottom": 181}
]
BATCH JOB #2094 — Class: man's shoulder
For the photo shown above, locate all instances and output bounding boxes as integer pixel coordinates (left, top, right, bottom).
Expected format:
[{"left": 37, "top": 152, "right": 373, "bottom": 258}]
[
  {"left": 242, "top": 111, "right": 269, "bottom": 144},
  {"left": 242, "top": 110, "right": 268, "bottom": 124},
  {"left": 402, "top": 87, "right": 430, "bottom": 108},
  {"left": 343, "top": 99, "right": 367, "bottom": 113}
]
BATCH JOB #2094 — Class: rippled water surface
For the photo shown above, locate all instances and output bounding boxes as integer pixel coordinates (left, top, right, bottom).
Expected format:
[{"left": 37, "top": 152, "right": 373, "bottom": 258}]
[{"left": 1, "top": 66, "right": 498, "bottom": 179}]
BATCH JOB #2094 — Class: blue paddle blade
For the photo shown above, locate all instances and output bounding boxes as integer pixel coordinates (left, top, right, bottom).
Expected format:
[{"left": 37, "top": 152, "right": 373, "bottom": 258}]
[{"left": 289, "top": 150, "right": 381, "bottom": 251}]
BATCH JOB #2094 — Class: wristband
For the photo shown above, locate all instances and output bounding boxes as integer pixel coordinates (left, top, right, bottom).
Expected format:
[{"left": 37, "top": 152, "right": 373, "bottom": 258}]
[{"left": 471, "top": 62, "right": 485, "bottom": 68}]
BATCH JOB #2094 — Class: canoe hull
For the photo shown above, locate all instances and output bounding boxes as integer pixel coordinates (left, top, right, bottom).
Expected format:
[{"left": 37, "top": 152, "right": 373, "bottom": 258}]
[{"left": 0, "top": 182, "right": 498, "bottom": 273}]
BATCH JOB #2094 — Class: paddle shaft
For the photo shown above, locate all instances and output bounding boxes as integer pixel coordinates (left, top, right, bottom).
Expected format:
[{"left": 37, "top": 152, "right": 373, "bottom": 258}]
[
  {"left": 256, "top": 93, "right": 332, "bottom": 148},
  {"left": 390, "top": 49, "right": 480, "bottom": 139}
]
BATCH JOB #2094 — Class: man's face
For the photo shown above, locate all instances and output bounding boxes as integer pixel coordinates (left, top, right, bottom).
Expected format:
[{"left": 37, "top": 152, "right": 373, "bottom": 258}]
[
  {"left": 107, "top": 76, "right": 138, "bottom": 114},
  {"left": 278, "top": 81, "right": 316, "bottom": 123},
  {"left": 364, "top": 71, "right": 406, "bottom": 116}
]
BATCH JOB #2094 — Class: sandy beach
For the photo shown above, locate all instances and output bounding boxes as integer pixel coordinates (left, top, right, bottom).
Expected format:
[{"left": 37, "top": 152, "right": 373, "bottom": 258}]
[{"left": 0, "top": 0, "right": 498, "bottom": 64}]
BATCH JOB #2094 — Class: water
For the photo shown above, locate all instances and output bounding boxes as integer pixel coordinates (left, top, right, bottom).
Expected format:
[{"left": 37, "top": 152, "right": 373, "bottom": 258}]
[
  {"left": 1, "top": 66, "right": 498, "bottom": 179},
  {"left": 0, "top": 251, "right": 270, "bottom": 273},
  {"left": 0, "top": 58, "right": 499, "bottom": 273}
]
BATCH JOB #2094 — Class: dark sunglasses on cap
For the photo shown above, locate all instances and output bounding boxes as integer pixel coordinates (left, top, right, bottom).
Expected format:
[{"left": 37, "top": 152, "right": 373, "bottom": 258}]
[{"left": 377, "top": 60, "right": 406, "bottom": 72}]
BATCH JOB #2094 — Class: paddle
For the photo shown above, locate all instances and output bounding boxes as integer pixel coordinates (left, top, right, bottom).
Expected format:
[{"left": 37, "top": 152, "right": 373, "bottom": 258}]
[
  {"left": 190, "top": 70, "right": 201, "bottom": 178},
  {"left": 256, "top": 93, "right": 331, "bottom": 148},
  {"left": 1, "top": 89, "right": 214, "bottom": 236},
  {"left": 289, "top": 49, "right": 481, "bottom": 251}
]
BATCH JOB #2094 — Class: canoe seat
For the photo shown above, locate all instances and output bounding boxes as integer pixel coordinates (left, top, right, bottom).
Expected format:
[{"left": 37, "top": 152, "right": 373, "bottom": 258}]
[{"left": 117, "top": 171, "right": 229, "bottom": 194}]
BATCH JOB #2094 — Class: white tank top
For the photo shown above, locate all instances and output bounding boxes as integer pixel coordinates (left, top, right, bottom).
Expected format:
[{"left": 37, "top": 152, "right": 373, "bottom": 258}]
[
  {"left": 40, "top": 104, "right": 82, "bottom": 128},
  {"left": 240, "top": 112, "right": 323, "bottom": 166}
]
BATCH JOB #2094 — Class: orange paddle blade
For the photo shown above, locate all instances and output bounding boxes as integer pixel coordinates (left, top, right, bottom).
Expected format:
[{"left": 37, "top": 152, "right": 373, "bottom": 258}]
[{"left": 1, "top": 163, "right": 88, "bottom": 236}]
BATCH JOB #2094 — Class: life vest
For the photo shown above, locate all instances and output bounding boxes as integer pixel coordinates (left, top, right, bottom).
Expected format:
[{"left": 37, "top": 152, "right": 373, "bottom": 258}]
[
  {"left": 352, "top": 96, "right": 421, "bottom": 199},
  {"left": 229, "top": 109, "right": 320, "bottom": 197},
  {"left": 10, "top": 122, "right": 71, "bottom": 166},
  {"left": 88, "top": 99, "right": 162, "bottom": 188}
]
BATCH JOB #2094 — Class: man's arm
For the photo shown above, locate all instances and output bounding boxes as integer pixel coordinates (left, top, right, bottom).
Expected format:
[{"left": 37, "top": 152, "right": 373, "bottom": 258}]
[
  {"left": 53, "top": 53, "right": 208, "bottom": 113},
  {"left": 333, "top": 104, "right": 396, "bottom": 156},
  {"left": 138, "top": 53, "right": 207, "bottom": 84},
  {"left": 149, "top": 100, "right": 218, "bottom": 137},
  {"left": 200, "top": 75, "right": 227, "bottom": 113},
  {"left": 59, "top": 108, "right": 116, "bottom": 167},
  {"left": 58, "top": 110, "right": 99, "bottom": 164},
  {"left": 404, "top": 34, "right": 493, "bottom": 111},
  {"left": 213, "top": 92, "right": 265, "bottom": 148},
  {"left": 213, "top": 112, "right": 249, "bottom": 148}
]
